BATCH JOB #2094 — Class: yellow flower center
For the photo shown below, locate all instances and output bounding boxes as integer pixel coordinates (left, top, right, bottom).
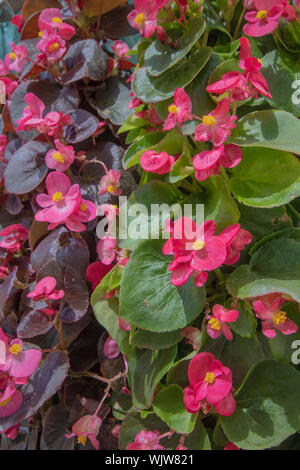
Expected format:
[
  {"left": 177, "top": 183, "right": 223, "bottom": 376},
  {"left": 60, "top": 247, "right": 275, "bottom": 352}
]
[
  {"left": 52, "top": 192, "right": 64, "bottom": 202},
  {"left": 49, "top": 42, "right": 60, "bottom": 52},
  {"left": 107, "top": 185, "right": 116, "bottom": 194},
  {"left": 52, "top": 17, "right": 63, "bottom": 23},
  {"left": 9, "top": 344, "right": 22, "bottom": 355},
  {"left": 0, "top": 396, "right": 12, "bottom": 407},
  {"left": 204, "top": 372, "right": 215, "bottom": 385},
  {"left": 168, "top": 104, "right": 178, "bottom": 114},
  {"left": 256, "top": 9, "right": 268, "bottom": 20},
  {"left": 112, "top": 204, "right": 118, "bottom": 209},
  {"left": 77, "top": 435, "right": 87, "bottom": 446},
  {"left": 257, "top": 58, "right": 262, "bottom": 64},
  {"left": 52, "top": 152, "right": 65, "bottom": 163},
  {"left": 38, "top": 30, "right": 44, "bottom": 37},
  {"left": 135, "top": 13, "right": 145, "bottom": 25},
  {"left": 9, "top": 52, "right": 17, "bottom": 61},
  {"left": 208, "top": 317, "right": 221, "bottom": 331},
  {"left": 192, "top": 239, "right": 205, "bottom": 250},
  {"left": 273, "top": 311, "right": 287, "bottom": 326},
  {"left": 80, "top": 203, "right": 87, "bottom": 212},
  {"left": 202, "top": 115, "right": 216, "bottom": 126}
]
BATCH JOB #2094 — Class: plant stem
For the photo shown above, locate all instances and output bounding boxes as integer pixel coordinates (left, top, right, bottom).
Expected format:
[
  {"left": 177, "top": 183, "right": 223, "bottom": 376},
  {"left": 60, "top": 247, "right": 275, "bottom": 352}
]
[{"left": 233, "top": 0, "right": 249, "bottom": 40}]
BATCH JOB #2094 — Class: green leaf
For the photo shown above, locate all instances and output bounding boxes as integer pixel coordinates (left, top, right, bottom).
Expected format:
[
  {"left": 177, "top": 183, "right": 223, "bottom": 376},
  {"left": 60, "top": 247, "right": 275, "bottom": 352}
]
[
  {"left": 153, "top": 384, "right": 197, "bottom": 434},
  {"left": 145, "top": 18, "right": 206, "bottom": 77},
  {"left": 130, "top": 328, "right": 182, "bottom": 350},
  {"left": 226, "top": 300, "right": 257, "bottom": 339},
  {"left": 132, "top": 47, "right": 211, "bottom": 103},
  {"left": 120, "top": 239, "right": 206, "bottom": 332},
  {"left": 221, "top": 360, "right": 300, "bottom": 449},
  {"left": 230, "top": 147, "right": 300, "bottom": 207},
  {"left": 229, "top": 110, "right": 300, "bottom": 155}
]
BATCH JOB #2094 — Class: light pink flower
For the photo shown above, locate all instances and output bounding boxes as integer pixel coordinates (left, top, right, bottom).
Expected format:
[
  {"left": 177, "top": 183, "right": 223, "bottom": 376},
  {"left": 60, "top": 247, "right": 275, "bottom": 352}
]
[
  {"left": 163, "top": 88, "right": 193, "bottom": 131},
  {"left": 0, "top": 77, "right": 18, "bottom": 98},
  {"left": 27, "top": 276, "right": 64, "bottom": 302},
  {"left": 194, "top": 99, "right": 237, "bottom": 146},
  {"left": 44, "top": 111, "right": 71, "bottom": 139},
  {"left": 35, "top": 172, "right": 81, "bottom": 224},
  {"left": 140, "top": 150, "right": 175, "bottom": 174},
  {"left": 6, "top": 43, "right": 28, "bottom": 73},
  {"left": 16, "top": 93, "right": 46, "bottom": 133},
  {"left": 193, "top": 144, "right": 242, "bottom": 181},
  {"left": 45, "top": 139, "right": 74, "bottom": 171},
  {"left": 0, "top": 338, "right": 42, "bottom": 379},
  {"left": 56, "top": 199, "right": 98, "bottom": 233},
  {"left": 127, "top": 0, "right": 168, "bottom": 38},
  {"left": 180, "top": 327, "right": 202, "bottom": 350},
  {"left": 0, "top": 55, "right": 10, "bottom": 75},
  {"left": 65, "top": 415, "right": 102, "bottom": 450},
  {"left": 111, "top": 40, "right": 131, "bottom": 58},
  {"left": 252, "top": 294, "right": 298, "bottom": 338},
  {"left": 103, "top": 336, "right": 120, "bottom": 359},
  {"left": 0, "top": 375, "right": 23, "bottom": 418},
  {"left": 97, "top": 236, "right": 117, "bottom": 265},
  {"left": 219, "top": 223, "right": 253, "bottom": 265},
  {"left": 37, "top": 31, "right": 66, "bottom": 62},
  {"left": 0, "top": 224, "right": 29, "bottom": 254},
  {"left": 243, "top": 0, "right": 285, "bottom": 37},
  {"left": 126, "top": 430, "right": 165, "bottom": 450},
  {"left": 207, "top": 304, "right": 239, "bottom": 341},
  {"left": 38, "top": 8, "right": 75, "bottom": 40},
  {"left": 99, "top": 167, "right": 122, "bottom": 196}
]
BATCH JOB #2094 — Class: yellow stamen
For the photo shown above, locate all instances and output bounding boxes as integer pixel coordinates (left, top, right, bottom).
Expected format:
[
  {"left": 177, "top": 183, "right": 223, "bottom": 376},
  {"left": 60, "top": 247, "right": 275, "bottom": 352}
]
[
  {"left": 77, "top": 435, "right": 87, "bottom": 446},
  {"left": 168, "top": 104, "right": 178, "bottom": 114},
  {"left": 257, "top": 58, "right": 262, "bottom": 64},
  {"left": 0, "top": 396, "right": 12, "bottom": 407},
  {"left": 107, "top": 185, "right": 116, "bottom": 194},
  {"left": 202, "top": 115, "right": 216, "bottom": 126},
  {"left": 9, "top": 52, "right": 17, "bottom": 61},
  {"left": 208, "top": 317, "right": 221, "bottom": 331},
  {"left": 52, "top": 17, "right": 63, "bottom": 23},
  {"left": 49, "top": 42, "right": 60, "bottom": 52},
  {"left": 52, "top": 152, "right": 65, "bottom": 163},
  {"left": 256, "top": 10, "right": 267, "bottom": 20},
  {"left": 192, "top": 239, "right": 205, "bottom": 250},
  {"left": 9, "top": 344, "right": 22, "bottom": 355},
  {"left": 135, "top": 13, "right": 145, "bottom": 25},
  {"left": 80, "top": 203, "right": 87, "bottom": 212},
  {"left": 38, "top": 31, "right": 44, "bottom": 37},
  {"left": 112, "top": 204, "right": 118, "bottom": 209},
  {"left": 204, "top": 372, "right": 215, "bottom": 385},
  {"left": 52, "top": 192, "right": 64, "bottom": 202},
  {"left": 273, "top": 311, "right": 287, "bottom": 326}
]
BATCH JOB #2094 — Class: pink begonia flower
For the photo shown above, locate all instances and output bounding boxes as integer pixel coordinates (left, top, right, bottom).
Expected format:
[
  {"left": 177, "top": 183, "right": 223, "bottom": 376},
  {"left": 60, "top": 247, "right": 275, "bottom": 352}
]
[
  {"left": 103, "top": 336, "right": 120, "bottom": 359},
  {"left": 86, "top": 261, "right": 114, "bottom": 290},
  {"left": 219, "top": 223, "right": 253, "bottom": 265},
  {"left": 0, "top": 77, "right": 18, "bottom": 99},
  {"left": 0, "top": 134, "right": 7, "bottom": 159},
  {"left": 38, "top": 8, "right": 75, "bottom": 40},
  {"left": 214, "top": 389, "right": 236, "bottom": 416},
  {"left": 0, "top": 376, "right": 23, "bottom": 418},
  {"left": 0, "top": 224, "right": 29, "bottom": 254},
  {"left": 111, "top": 40, "right": 131, "bottom": 58},
  {"left": 0, "top": 337, "right": 42, "bottom": 379},
  {"left": 224, "top": 442, "right": 240, "bottom": 450},
  {"left": 194, "top": 99, "right": 237, "bottom": 146},
  {"left": 37, "top": 32, "right": 66, "bottom": 62},
  {"left": 97, "top": 236, "right": 117, "bottom": 265},
  {"left": 99, "top": 167, "right": 122, "bottom": 196},
  {"left": 127, "top": 0, "right": 168, "bottom": 38},
  {"left": 252, "top": 294, "right": 298, "bottom": 338},
  {"left": 35, "top": 172, "right": 81, "bottom": 224},
  {"left": 243, "top": 0, "right": 285, "bottom": 37},
  {"left": 11, "top": 15, "right": 24, "bottom": 33},
  {"left": 163, "top": 88, "right": 193, "bottom": 131},
  {"left": 193, "top": 144, "right": 242, "bottom": 181},
  {"left": 207, "top": 304, "right": 239, "bottom": 341},
  {"left": 162, "top": 217, "right": 227, "bottom": 287},
  {"left": 180, "top": 327, "right": 202, "bottom": 350},
  {"left": 44, "top": 111, "right": 70, "bottom": 139},
  {"left": 126, "top": 430, "right": 165, "bottom": 450},
  {"left": 47, "top": 197, "right": 97, "bottom": 233},
  {"left": 128, "top": 96, "right": 144, "bottom": 109},
  {"left": 282, "top": 0, "right": 296, "bottom": 20},
  {"left": 0, "top": 55, "right": 10, "bottom": 75},
  {"left": 65, "top": 415, "right": 102, "bottom": 449},
  {"left": 140, "top": 150, "right": 175, "bottom": 174},
  {"left": 119, "top": 317, "right": 131, "bottom": 331},
  {"left": 6, "top": 43, "right": 28, "bottom": 73},
  {"left": 0, "top": 423, "right": 20, "bottom": 440},
  {"left": 45, "top": 139, "right": 74, "bottom": 172},
  {"left": 27, "top": 276, "right": 64, "bottom": 302}
]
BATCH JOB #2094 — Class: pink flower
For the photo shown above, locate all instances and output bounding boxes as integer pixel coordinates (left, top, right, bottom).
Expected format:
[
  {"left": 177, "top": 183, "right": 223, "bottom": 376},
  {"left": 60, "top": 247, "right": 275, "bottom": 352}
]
[
  {"left": 97, "top": 236, "right": 117, "bottom": 265},
  {"left": 207, "top": 304, "right": 239, "bottom": 341},
  {"left": 224, "top": 442, "right": 240, "bottom": 450},
  {"left": 38, "top": 8, "right": 75, "bottom": 40},
  {"left": 37, "top": 32, "right": 66, "bottom": 62},
  {"left": 111, "top": 40, "right": 130, "bottom": 58},
  {"left": 0, "top": 376, "right": 23, "bottom": 418},
  {"left": 0, "top": 423, "right": 20, "bottom": 440},
  {"left": 0, "top": 77, "right": 18, "bottom": 98},
  {"left": 6, "top": 43, "right": 28, "bottom": 73},
  {"left": 194, "top": 99, "right": 237, "bottom": 146},
  {"left": 44, "top": 111, "right": 70, "bottom": 139},
  {"left": 11, "top": 15, "right": 24, "bottom": 33},
  {"left": 45, "top": 139, "right": 74, "bottom": 171},
  {"left": 103, "top": 336, "right": 120, "bottom": 359},
  {"left": 65, "top": 415, "right": 102, "bottom": 450},
  {"left": 0, "top": 134, "right": 7, "bottom": 160},
  {"left": 219, "top": 223, "right": 253, "bottom": 265},
  {"left": 0, "top": 56, "right": 10, "bottom": 75},
  {"left": 16, "top": 93, "right": 46, "bottom": 133},
  {"left": 252, "top": 294, "right": 298, "bottom": 338},
  {"left": 0, "top": 224, "right": 29, "bottom": 253},
  {"left": 193, "top": 144, "right": 242, "bottom": 181},
  {"left": 99, "top": 166, "right": 122, "bottom": 196},
  {"left": 126, "top": 430, "right": 165, "bottom": 450},
  {"left": 127, "top": 0, "right": 168, "bottom": 38},
  {"left": 0, "top": 338, "right": 42, "bottom": 379},
  {"left": 56, "top": 199, "right": 98, "bottom": 232},
  {"left": 35, "top": 172, "right": 81, "bottom": 224},
  {"left": 140, "top": 150, "right": 175, "bottom": 174},
  {"left": 163, "top": 88, "right": 193, "bottom": 131},
  {"left": 86, "top": 262, "right": 114, "bottom": 290},
  {"left": 243, "top": 0, "right": 285, "bottom": 37},
  {"left": 27, "top": 276, "right": 64, "bottom": 302}
]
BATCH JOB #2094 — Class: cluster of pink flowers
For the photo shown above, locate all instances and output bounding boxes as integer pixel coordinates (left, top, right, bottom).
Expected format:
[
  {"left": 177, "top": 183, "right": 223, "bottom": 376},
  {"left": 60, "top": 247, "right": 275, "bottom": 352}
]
[
  {"left": 162, "top": 217, "right": 252, "bottom": 287},
  {"left": 183, "top": 352, "right": 236, "bottom": 417},
  {"left": 0, "top": 328, "right": 42, "bottom": 420},
  {"left": 128, "top": 0, "right": 168, "bottom": 38},
  {"left": 35, "top": 172, "right": 97, "bottom": 232}
]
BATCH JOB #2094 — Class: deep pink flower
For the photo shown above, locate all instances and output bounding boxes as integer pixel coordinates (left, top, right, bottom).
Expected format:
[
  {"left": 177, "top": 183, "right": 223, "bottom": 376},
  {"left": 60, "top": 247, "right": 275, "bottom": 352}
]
[
  {"left": 193, "top": 144, "right": 242, "bottom": 181},
  {"left": 0, "top": 376, "right": 22, "bottom": 418},
  {"left": 252, "top": 294, "right": 298, "bottom": 338},
  {"left": 6, "top": 43, "right": 28, "bottom": 73},
  {"left": 127, "top": 0, "right": 168, "bottom": 38},
  {"left": 219, "top": 223, "right": 253, "bottom": 265},
  {"left": 44, "top": 111, "right": 71, "bottom": 139},
  {"left": 38, "top": 8, "right": 75, "bottom": 40},
  {"left": 224, "top": 442, "right": 240, "bottom": 450},
  {"left": 0, "top": 423, "right": 20, "bottom": 439},
  {"left": 0, "top": 338, "right": 42, "bottom": 379},
  {"left": 126, "top": 430, "right": 165, "bottom": 450},
  {"left": 97, "top": 236, "right": 117, "bottom": 265},
  {"left": 86, "top": 261, "right": 114, "bottom": 290},
  {"left": 65, "top": 415, "right": 102, "bottom": 450},
  {"left": 243, "top": 0, "right": 285, "bottom": 37},
  {"left": 45, "top": 139, "right": 74, "bottom": 171},
  {"left": 194, "top": 99, "right": 237, "bottom": 146},
  {"left": 129, "top": 96, "right": 144, "bottom": 109},
  {"left": 140, "top": 150, "right": 175, "bottom": 174},
  {"left": 0, "top": 224, "right": 29, "bottom": 253},
  {"left": 214, "top": 389, "right": 236, "bottom": 416},
  {"left": 0, "top": 134, "right": 7, "bottom": 160},
  {"left": 163, "top": 88, "right": 193, "bottom": 131},
  {"left": 119, "top": 317, "right": 131, "bottom": 331},
  {"left": 282, "top": 0, "right": 296, "bottom": 21},
  {"left": 0, "top": 77, "right": 18, "bottom": 99},
  {"left": 99, "top": 167, "right": 122, "bottom": 196},
  {"left": 11, "top": 15, "right": 24, "bottom": 33},
  {"left": 35, "top": 172, "right": 81, "bottom": 224},
  {"left": 27, "top": 276, "right": 64, "bottom": 302},
  {"left": 207, "top": 304, "right": 239, "bottom": 341},
  {"left": 37, "top": 31, "right": 66, "bottom": 62},
  {"left": 103, "top": 336, "right": 120, "bottom": 359}
]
